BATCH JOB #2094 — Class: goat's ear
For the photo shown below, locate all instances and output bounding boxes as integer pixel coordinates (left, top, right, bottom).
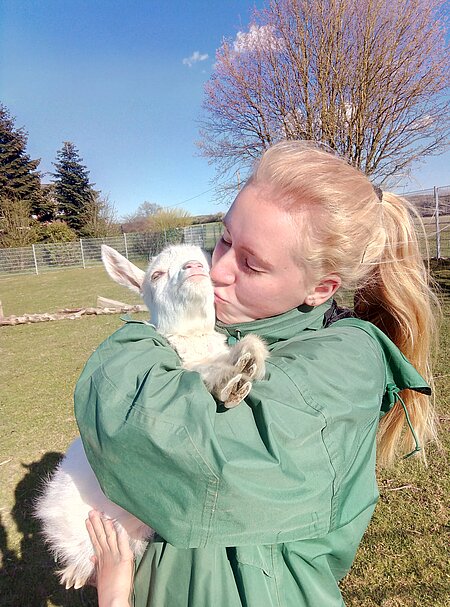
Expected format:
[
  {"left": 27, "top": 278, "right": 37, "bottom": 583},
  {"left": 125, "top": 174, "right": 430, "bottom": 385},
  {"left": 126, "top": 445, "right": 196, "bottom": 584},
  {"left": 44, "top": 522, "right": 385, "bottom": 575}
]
[{"left": 101, "top": 245, "right": 145, "bottom": 294}]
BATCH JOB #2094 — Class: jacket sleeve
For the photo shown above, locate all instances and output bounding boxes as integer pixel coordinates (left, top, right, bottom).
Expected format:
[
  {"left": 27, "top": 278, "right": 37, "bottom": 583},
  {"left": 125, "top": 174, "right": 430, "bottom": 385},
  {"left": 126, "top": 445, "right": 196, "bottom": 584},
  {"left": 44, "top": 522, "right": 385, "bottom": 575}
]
[{"left": 75, "top": 320, "right": 386, "bottom": 549}]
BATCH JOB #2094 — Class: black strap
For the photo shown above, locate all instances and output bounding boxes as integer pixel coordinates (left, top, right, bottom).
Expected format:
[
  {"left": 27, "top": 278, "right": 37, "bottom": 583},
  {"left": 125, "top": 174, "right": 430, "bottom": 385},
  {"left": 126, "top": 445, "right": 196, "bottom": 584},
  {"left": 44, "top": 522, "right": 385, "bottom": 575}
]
[{"left": 323, "top": 299, "right": 355, "bottom": 327}]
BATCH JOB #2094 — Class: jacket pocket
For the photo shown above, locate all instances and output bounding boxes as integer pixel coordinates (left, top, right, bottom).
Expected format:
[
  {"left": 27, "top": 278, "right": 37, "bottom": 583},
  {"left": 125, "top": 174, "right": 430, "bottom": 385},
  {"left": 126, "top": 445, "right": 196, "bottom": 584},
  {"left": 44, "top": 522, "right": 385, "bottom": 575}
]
[
  {"left": 231, "top": 545, "right": 274, "bottom": 577},
  {"left": 227, "top": 546, "right": 280, "bottom": 607}
]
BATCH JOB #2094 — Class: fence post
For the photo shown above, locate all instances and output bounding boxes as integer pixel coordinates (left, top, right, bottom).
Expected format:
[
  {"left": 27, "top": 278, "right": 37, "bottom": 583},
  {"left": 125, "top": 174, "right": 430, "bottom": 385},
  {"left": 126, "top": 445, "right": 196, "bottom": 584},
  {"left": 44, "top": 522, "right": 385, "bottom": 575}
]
[
  {"left": 80, "top": 239, "right": 86, "bottom": 268},
  {"left": 434, "top": 186, "right": 441, "bottom": 259},
  {"left": 123, "top": 232, "right": 129, "bottom": 258},
  {"left": 32, "top": 244, "right": 39, "bottom": 275}
]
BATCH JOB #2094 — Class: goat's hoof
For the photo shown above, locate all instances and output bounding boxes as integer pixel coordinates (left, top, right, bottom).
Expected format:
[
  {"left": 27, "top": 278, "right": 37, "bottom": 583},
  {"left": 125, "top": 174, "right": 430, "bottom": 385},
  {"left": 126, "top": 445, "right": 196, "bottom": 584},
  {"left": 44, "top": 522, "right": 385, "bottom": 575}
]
[
  {"left": 60, "top": 565, "right": 91, "bottom": 590},
  {"left": 224, "top": 381, "right": 252, "bottom": 408},
  {"left": 235, "top": 353, "right": 254, "bottom": 376},
  {"left": 235, "top": 353, "right": 259, "bottom": 380},
  {"left": 220, "top": 374, "right": 252, "bottom": 407},
  {"left": 232, "top": 336, "right": 268, "bottom": 381}
]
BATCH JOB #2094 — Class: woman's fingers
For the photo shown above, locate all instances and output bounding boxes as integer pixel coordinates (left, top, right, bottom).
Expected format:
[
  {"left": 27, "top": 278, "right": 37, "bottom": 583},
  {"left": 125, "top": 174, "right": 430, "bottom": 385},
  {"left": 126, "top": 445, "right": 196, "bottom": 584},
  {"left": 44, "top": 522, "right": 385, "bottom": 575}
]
[
  {"left": 86, "top": 515, "right": 103, "bottom": 555},
  {"left": 86, "top": 510, "right": 130, "bottom": 562},
  {"left": 86, "top": 510, "right": 117, "bottom": 554},
  {"left": 102, "top": 516, "right": 119, "bottom": 553},
  {"left": 116, "top": 524, "right": 134, "bottom": 560}
]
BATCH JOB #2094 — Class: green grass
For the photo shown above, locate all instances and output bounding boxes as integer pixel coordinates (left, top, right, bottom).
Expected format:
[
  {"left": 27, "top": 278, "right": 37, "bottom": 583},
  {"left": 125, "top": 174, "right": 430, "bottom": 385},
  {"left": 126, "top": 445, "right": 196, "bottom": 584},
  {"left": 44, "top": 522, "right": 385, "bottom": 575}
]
[
  {"left": 0, "top": 265, "right": 144, "bottom": 317},
  {"left": 0, "top": 265, "right": 448, "bottom": 606},
  {"left": 418, "top": 216, "right": 450, "bottom": 259}
]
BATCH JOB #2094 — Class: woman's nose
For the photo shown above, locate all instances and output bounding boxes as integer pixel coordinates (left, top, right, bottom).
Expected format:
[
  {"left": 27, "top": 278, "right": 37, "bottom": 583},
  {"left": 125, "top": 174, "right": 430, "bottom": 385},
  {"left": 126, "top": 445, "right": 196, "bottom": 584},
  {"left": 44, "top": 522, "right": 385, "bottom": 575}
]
[{"left": 210, "top": 249, "right": 235, "bottom": 285}]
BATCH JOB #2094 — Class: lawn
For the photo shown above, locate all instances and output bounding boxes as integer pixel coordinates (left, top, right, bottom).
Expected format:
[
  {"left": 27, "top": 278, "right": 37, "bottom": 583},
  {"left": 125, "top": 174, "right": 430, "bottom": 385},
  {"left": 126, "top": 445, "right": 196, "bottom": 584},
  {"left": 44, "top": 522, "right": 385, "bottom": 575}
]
[{"left": 0, "top": 264, "right": 448, "bottom": 607}]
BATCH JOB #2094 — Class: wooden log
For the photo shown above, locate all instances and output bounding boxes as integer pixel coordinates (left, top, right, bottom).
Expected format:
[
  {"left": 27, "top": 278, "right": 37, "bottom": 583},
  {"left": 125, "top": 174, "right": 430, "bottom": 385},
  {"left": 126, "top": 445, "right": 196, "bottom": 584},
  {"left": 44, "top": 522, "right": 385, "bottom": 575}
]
[
  {"left": 0, "top": 303, "right": 149, "bottom": 327},
  {"left": 97, "top": 296, "right": 128, "bottom": 309},
  {"left": 84, "top": 307, "right": 98, "bottom": 315},
  {"left": 97, "top": 296, "right": 148, "bottom": 311},
  {"left": 58, "top": 307, "right": 84, "bottom": 314}
]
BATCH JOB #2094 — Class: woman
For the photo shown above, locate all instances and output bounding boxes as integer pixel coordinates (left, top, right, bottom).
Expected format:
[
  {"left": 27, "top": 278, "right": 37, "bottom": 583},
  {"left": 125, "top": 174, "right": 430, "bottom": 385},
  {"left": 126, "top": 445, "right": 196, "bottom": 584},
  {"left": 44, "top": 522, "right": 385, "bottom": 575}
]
[{"left": 75, "top": 141, "right": 438, "bottom": 606}]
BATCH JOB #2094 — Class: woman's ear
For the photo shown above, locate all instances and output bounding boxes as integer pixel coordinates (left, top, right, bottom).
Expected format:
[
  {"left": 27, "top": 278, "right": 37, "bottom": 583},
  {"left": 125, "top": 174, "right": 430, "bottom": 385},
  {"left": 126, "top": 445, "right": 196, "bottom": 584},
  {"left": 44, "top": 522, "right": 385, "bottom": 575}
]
[{"left": 304, "top": 275, "right": 342, "bottom": 307}]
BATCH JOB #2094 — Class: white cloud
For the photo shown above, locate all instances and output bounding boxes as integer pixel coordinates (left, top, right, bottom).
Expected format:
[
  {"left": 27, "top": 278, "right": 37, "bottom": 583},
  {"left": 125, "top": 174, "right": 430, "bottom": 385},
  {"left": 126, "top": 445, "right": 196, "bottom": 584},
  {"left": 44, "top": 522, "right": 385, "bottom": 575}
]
[
  {"left": 233, "top": 24, "right": 282, "bottom": 53},
  {"left": 182, "top": 51, "right": 209, "bottom": 68}
]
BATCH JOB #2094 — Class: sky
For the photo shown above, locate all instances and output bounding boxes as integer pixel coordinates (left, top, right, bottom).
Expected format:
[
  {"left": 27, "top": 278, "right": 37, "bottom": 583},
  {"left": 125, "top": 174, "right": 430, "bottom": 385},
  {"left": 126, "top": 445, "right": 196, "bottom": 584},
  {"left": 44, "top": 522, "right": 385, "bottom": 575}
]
[{"left": 1, "top": 0, "right": 449, "bottom": 221}]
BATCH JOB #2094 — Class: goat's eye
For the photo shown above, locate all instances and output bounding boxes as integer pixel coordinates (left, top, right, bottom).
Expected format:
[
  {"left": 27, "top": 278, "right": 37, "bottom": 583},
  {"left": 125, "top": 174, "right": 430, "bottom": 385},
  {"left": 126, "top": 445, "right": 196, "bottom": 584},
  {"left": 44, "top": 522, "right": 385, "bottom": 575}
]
[{"left": 151, "top": 271, "right": 165, "bottom": 282}]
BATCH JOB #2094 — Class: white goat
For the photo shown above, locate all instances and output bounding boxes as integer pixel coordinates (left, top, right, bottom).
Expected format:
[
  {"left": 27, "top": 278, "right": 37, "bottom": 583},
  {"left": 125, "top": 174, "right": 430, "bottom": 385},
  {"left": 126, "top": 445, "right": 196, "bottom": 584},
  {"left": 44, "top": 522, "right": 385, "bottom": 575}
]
[{"left": 35, "top": 244, "right": 268, "bottom": 590}]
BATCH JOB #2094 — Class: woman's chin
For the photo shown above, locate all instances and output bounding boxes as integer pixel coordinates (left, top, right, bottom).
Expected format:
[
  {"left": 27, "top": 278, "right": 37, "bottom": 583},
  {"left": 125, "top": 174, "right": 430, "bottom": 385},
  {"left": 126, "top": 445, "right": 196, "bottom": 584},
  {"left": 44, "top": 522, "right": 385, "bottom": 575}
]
[
  {"left": 215, "top": 305, "right": 252, "bottom": 325},
  {"left": 214, "top": 305, "right": 234, "bottom": 324}
]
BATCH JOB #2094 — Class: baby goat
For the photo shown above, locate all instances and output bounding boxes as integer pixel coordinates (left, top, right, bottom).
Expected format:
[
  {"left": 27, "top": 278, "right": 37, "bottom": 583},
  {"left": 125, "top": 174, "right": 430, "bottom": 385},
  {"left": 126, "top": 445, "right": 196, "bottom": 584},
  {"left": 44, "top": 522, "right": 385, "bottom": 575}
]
[{"left": 35, "top": 244, "right": 268, "bottom": 590}]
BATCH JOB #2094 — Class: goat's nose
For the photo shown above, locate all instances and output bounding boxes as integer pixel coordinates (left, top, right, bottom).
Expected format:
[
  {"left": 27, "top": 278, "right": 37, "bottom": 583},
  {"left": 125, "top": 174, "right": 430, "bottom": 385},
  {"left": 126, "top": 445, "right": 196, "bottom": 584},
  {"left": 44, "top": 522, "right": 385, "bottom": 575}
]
[{"left": 182, "top": 260, "right": 204, "bottom": 270}]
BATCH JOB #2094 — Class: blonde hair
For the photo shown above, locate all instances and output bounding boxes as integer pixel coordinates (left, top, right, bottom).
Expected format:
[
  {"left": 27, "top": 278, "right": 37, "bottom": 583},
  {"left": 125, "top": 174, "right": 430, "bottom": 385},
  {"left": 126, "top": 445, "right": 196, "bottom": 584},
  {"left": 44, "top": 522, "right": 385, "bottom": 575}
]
[{"left": 251, "top": 141, "right": 439, "bottom": 467}]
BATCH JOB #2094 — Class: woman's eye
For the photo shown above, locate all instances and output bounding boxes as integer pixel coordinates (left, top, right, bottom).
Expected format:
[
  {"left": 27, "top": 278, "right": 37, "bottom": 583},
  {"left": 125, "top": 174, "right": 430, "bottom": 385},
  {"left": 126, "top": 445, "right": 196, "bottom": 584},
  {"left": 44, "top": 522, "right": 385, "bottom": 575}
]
[{"left": 244, "top": 259, "right": 261, "bottom": 273}]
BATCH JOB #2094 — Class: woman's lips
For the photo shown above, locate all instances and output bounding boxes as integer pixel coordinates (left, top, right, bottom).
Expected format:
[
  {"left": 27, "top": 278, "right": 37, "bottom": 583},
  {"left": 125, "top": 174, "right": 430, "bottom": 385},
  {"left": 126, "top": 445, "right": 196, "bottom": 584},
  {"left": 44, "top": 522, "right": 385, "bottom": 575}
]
[{"left": 214, "top": 292, "right": 228, "bottom": 304}]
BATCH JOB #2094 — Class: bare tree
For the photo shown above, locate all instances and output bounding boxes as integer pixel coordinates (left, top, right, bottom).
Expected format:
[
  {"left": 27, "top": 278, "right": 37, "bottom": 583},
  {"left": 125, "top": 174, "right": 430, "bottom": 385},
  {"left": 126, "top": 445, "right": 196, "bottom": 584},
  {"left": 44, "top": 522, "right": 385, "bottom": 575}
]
[
  {"left": 199, "top": 0, "right": 449, "bottom": 186},
  {"left": 121, "top": 201, "right": 163, "bottom": 233},
  {"left": 81, "top": 192, "right": 120, "bottom": 238},
  {"left": 148, "top": 208, "right": 193, "bottom": 232},
  {"left": 121, "top": 203, "right": 192, "bottom": 233}
]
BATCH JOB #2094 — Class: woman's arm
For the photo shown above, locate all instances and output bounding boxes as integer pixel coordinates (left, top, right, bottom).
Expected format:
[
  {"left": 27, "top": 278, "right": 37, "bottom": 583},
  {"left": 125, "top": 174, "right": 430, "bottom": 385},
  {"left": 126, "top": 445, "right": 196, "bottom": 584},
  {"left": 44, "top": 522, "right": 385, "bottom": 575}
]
[{"left": 75, "top": 321, "right": 414, "bottom": 549}]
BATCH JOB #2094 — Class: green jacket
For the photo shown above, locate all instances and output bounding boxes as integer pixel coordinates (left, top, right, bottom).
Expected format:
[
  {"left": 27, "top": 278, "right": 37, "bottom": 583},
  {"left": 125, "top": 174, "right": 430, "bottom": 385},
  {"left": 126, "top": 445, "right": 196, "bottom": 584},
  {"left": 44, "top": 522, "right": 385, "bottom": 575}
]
[{"left": 74, "top": 301, "right": 430, "bottom": 606}]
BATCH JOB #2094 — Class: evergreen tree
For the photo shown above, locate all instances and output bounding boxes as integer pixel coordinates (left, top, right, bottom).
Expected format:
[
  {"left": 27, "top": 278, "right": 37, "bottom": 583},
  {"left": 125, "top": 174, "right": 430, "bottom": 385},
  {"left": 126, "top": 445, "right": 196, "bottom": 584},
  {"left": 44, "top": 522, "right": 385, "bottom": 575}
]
[
  {"left": 0, "top": 104, "right": 43, "bottom": 214},
  {"left": 52, "top": 141, "right": 95, "bottom": 233}
]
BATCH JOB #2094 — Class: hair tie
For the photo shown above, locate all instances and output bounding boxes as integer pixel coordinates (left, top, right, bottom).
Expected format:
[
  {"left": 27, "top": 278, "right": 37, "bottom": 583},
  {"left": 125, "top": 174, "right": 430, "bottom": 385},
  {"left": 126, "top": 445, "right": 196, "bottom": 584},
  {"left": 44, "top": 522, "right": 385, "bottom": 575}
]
[{"left": 373, "top": 185, "right": 383, "bottom": 202}]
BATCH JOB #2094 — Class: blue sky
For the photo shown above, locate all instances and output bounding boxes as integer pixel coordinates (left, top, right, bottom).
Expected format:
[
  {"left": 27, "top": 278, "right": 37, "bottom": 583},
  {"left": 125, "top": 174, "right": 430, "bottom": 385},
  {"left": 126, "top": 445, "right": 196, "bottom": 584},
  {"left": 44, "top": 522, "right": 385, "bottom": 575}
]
[{"left": 1, "top": 0, "right": 449, "bottom": 220}]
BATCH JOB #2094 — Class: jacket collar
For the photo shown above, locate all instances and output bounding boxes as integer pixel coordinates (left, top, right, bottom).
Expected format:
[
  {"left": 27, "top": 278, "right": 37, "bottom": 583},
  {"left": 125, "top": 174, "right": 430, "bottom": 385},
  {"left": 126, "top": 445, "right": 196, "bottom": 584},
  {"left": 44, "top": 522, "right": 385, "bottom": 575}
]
[{"left": 215, "top": 300, "right": 333, "bottom": 346}]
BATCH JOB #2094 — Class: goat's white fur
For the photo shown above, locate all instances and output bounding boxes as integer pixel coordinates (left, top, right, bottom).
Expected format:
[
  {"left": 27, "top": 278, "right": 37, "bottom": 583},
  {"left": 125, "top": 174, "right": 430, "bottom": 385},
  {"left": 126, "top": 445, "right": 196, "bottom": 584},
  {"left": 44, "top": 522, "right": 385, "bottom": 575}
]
[{"left": 35, "top": 244, "right": 268, "bottom": 590}]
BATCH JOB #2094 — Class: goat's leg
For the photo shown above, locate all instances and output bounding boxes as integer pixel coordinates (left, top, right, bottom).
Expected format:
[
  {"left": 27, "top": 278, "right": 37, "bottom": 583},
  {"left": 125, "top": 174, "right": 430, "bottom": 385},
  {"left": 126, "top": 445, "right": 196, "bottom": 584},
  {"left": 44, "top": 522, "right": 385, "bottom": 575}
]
[
  {"left": 193, "top": 360, "right": 252, "bottom": 407},
  {"left": 189, "top": 336, "right": 268, "bottom": 408},
  {"left": 228, "top": 335, "right": 269, "bottom": 381},
  {"left": 214, "top": 370, "right": 252, "bottom": 408}
]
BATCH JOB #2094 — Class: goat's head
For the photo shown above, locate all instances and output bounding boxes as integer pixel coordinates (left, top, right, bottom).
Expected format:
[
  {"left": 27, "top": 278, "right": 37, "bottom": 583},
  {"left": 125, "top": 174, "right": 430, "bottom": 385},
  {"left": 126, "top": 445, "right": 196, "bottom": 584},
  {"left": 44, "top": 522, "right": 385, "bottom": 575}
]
[{"left": 101, "top": 244, "right": 215, "bottom": 335}]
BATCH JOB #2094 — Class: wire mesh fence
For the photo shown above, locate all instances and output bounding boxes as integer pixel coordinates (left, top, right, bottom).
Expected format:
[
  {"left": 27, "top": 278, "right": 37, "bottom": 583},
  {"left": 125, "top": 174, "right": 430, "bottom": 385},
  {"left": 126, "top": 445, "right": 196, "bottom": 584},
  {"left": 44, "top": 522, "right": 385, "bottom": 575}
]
[
  {"left": 0, "top": 185, "right": 449, "bottom": 276},
  {"left": 402, "top": 185, "right": 450, "bottom": 259},
  {"left": 0, "top": 223, "right": 224, "bottom": 276}
]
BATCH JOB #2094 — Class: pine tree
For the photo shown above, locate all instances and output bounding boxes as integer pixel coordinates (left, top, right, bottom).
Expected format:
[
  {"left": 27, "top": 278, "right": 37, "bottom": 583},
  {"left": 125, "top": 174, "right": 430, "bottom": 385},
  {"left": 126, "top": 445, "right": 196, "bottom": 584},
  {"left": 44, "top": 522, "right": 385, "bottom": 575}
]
[
  {"left": 52, "top": 142, "right": 95, "bottom": 233},
  {"left": 0, "top": 104, "right": 43, "bottom": 213}
]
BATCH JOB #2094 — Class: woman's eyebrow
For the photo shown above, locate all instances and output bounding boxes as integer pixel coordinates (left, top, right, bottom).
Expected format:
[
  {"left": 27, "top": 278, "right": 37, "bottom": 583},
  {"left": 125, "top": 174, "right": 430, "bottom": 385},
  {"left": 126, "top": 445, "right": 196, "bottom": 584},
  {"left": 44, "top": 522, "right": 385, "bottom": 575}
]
[
  {"left": 223, "top": 218, "right": 273, "bottom": 268},
  {"left": 241, "top": 245, "right": 274, "bottom": 269}
]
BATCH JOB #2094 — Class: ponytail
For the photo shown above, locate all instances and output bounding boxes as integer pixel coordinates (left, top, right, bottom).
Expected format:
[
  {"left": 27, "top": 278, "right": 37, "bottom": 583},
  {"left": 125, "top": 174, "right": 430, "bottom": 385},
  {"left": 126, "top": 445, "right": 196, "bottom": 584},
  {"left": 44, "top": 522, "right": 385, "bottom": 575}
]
[{"left": 354, "top": 192, "right": 440, "bottom": 466}]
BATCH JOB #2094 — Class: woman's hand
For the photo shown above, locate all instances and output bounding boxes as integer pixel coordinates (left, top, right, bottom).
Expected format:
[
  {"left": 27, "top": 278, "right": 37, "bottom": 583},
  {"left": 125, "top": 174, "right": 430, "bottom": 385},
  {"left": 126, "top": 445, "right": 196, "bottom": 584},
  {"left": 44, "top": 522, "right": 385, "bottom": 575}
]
[{"left": 86, "top": 510, "right": 134, "bottom": 607}]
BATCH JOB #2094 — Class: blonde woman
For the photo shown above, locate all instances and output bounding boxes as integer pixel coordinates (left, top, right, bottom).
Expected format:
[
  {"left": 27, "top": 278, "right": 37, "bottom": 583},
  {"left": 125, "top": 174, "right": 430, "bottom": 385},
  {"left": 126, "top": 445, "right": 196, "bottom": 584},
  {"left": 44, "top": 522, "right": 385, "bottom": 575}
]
[{"left": 76, "top": 141, "right": 438, "bottom": 606}]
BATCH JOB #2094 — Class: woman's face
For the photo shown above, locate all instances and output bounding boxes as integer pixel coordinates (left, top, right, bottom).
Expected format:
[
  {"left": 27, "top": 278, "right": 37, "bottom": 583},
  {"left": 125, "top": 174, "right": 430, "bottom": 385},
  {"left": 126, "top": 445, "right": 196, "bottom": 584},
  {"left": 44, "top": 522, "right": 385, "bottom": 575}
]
[{"left": 211, "top": 183, "right": 313, "bottom": 324}]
